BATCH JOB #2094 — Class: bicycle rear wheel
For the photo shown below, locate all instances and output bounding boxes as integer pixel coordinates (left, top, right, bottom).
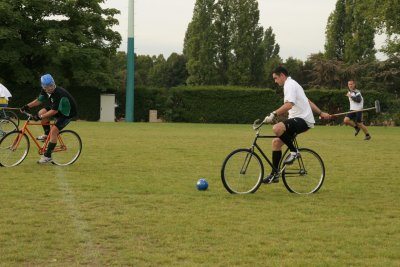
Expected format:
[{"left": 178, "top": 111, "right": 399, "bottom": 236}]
[
  {"left": 0, "top": 131, "right": 30, "bottom": 167},
  {"left": 51, "top": 130, "right": 82, "bottom": 166},
  {"left": 281, "top": 148, "right": 325, "bottom": 194},
  {"left": 0, "top": 118, "right": 18, "bottom": 139},
  {"left": 221, "top": 148, "right": 264, "bottom": 194}
]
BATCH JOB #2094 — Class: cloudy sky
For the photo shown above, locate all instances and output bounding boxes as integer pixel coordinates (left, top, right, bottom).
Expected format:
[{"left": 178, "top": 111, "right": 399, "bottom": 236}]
[{"left": 101, "top": 0, "right": 385, "bottom": 60}]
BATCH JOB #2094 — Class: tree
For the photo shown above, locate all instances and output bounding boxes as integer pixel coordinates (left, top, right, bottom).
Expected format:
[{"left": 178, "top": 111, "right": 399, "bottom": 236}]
[
  {"left": 164, "top": 53, "right": 188, "bottom": 88},
  {"left": 324, "top": 0, "right": 376, "bottom": 63},
  {"left": 261, "top": 26, "right": 281, "bottom": 88},
  {"left": 184, "top": 0, "right": 280, "bottom": 87},
  {"left": 228, "top": 0, "right": 265, "bottom": 86},
  {"left": 183, "top": 0, "right": 217, "bottom": 85},
  {"left": 135, "top": 55, "right": 154, "bottom": 87},
  {"left": 305, "top": 53, "right": 345, "bottom": 88},
  {"left": 214, "top": 0, "right": 232, "bottom": 84},
  {"left": 343, "top": 1, "right": 376, "bottom": 63},
  {"left": 0, "top": 0, "right": 121, "bottom": 90},
  {"left": 324, "top": 0, "right": 347, "bottom": 60}
]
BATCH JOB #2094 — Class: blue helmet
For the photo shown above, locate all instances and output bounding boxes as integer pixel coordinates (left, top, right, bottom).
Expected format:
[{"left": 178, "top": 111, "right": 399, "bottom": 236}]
[{"left": 40, "top": 74, "right": 55, "bottom": 87}]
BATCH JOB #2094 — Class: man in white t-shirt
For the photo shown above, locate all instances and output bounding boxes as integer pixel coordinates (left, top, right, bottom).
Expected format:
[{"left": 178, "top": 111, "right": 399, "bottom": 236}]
[
  {"left": 343, "top": 80, "right": 371, "bottom": 140},
  {"left": 262, "top": 66, "right": 331, "bottom": 184}
]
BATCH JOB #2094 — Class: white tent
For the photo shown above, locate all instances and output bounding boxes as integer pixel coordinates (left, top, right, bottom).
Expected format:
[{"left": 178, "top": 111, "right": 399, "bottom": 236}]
[{"left": 0, "top": 83, "right": 12, "bottom": 100}]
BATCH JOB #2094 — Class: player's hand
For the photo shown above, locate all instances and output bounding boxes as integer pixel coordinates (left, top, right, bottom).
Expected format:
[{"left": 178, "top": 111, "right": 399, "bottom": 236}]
[
  {"left": 20, "top": 104, "right": 30, "bottom": 112},
  {"left": 263, "top": 112, "right": 276, "bottom": 124},
  {"left": 31, "top": 114, "right": 41, "bottom": 121},
  {"left": 319, "top": 112, "right": 332, "bottom": 120}
]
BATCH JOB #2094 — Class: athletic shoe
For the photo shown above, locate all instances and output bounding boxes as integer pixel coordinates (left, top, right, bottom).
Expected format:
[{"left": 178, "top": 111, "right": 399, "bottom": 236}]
[
  {"left": 354, "top": 126, "right": 360, "bottom": 136},
  {"left": 364, "top": 135, "right": 371, "bottom": 140},
  {"left": 262, "top": 173, "right": 279, "bottom": 184},
  {"left": 36, "top": 135, "right": 48, "bottom": 141},
  {"left": 284, "top": 152, "right": 300, "bottom": 165},
  {"left": 37, "top": 156, "right": 52, "bottom": 164}
]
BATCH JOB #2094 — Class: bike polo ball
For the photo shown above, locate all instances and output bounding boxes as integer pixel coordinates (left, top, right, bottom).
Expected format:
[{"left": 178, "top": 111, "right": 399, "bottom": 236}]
[{"left": 196, "top": 178, "right": 208, "bottom": 191}]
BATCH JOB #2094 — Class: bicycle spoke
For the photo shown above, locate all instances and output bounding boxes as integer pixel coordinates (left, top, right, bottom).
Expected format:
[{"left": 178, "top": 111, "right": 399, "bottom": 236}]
[
  {"left": 0, "top": 132, "right": 29, "bottom": 167},
  {"left": 51, "top": 130, "right": 82, "bottom": 166},
  {"left": 221, "top": 149, "right": 263, "bottom": 194},
  {"left": 282, "top": 148, "right": 325, "bottom": 194}
]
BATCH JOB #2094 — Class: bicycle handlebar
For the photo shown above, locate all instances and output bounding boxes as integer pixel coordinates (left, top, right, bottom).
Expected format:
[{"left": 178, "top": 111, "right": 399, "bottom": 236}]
[
  {"left": 252, "top": 119, "right": 265, "bottom": 130},
  {"left": 21, "top": 110, "right": 35, "bottom": 120}
]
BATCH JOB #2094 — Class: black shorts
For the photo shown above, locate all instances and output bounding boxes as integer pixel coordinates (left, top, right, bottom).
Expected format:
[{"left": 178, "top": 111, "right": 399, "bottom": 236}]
[
  {"left": 283, "top": 118, "right": 310, "bottom": 137},
  {"left": 45, "top": 107, "right": 74, "bottom": 131},
  {"left": 346, "top": 111, "right": 363, "bottom": 123}
]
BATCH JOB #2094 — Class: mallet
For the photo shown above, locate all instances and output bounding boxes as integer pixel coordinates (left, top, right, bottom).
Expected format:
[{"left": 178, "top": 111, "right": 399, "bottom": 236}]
[
  {"left": 331, "top": 100, "right": 381, "bottom": 117},
  {"left": 0, "top": 107, "right": 21, "bottom": 110}
]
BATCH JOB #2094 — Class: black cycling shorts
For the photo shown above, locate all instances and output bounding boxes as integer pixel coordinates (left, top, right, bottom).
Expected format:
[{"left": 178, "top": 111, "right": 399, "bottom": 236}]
[
  {"left": 283, "top": 118, "right": 310, "bottom": 137},
  {"left": 45, "top": 107, "right": 74, "bottom": 131}
]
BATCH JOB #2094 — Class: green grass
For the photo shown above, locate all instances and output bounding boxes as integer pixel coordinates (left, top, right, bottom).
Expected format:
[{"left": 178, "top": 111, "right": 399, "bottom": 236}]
[{"left": 0, "top": 122, "right": 399, "bottom": 266}]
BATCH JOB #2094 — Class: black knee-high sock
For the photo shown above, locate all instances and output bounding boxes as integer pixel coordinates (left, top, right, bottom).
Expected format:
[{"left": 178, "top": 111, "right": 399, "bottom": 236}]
[
  {"left": 279, "top": 131, "right": 296, "bottom": 152},
  {"left": 272, "top": 150, "right": 282, "bottom": 174},
  {"left": 42, "top": 125, "right": 50, "bottom": 135},
  {"left": 44, "top": 142, "right": 56, "bottom": 158}
]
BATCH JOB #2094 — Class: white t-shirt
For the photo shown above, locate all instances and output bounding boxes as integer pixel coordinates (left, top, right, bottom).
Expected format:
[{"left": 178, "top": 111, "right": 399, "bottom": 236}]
[
  {"left": 348, "top": 89, "right": 364, "bottom": 110},
  {"left": 283, "top": 77, "right": 315, "bottom": 127}
]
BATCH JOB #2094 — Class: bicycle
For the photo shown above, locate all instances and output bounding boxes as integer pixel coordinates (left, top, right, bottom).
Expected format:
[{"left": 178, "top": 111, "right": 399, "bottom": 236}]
[
  {"left": 221, "top": 119, "right": 325, "bottom": 194},
  {"left": 0, "top": 107, "right": 20, "bottom": 127},
  {"left": 0, "top": 117, "right": 18, "bottom": 139},
  {"left": 0, "top": 111, "right": 82, "bottom": 167}
]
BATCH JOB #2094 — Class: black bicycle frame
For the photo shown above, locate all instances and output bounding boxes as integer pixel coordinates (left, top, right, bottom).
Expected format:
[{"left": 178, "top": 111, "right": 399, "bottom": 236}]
[{"left": 250, "top": 133, "right": 299, "bottom": 174}]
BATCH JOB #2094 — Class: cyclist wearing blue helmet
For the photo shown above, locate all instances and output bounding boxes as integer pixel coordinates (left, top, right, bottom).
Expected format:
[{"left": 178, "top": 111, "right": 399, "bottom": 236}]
[{"left": 20, "top": 74, "right": 78, "bottom": 164}]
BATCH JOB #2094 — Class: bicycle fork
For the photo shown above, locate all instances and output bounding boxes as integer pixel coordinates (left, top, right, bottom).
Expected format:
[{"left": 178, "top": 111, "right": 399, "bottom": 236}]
[{"left": 240, "top": 149, "right": 254, "bottom": 175}]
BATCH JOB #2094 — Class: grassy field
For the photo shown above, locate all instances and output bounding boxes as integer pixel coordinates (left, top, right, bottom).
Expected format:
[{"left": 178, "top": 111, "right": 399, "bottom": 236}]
[{"left": 0, "top": 122, "right": 399, "bottom": 266}]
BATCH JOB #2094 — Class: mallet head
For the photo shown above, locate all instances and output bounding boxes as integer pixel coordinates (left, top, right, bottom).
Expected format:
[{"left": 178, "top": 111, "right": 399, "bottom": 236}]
[{"left": 375, "top": 100, "right": 381, "bottom": 114}]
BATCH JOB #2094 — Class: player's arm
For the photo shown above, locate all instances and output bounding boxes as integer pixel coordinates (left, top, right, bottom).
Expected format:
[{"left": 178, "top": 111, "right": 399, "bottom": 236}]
[
  {"left": 21, "top": 99, "right": 42, "bottom": 111},
  {"left": 350, "top": 92, "right": 362, "bottom": 103},
  {"left": 309, "top": 99, "right": 331, "bottom": 119},
  {"left": 274, "top": 102, "right": 294, "bottom": 116},
  {"left": 39, "top": 109, "right": 58, "bottom": 120}
]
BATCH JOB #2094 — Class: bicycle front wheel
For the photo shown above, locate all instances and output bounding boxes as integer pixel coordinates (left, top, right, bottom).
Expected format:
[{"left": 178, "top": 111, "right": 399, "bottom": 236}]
[
  {"left": 221, "top": 148, "right": 264, "bottom": 194},
  {"left": 4, "top": 110, "right": 19, "bottom": 127},
  {"left": 0, "top": 118, "right": 18, "bottom": 139},
  {"left": 0, "top": 131, "right": 30, "bottom": 167},
  {"left": 51, "top": 130, "right": 82, "bottom": 166},
  {"left": 282, "top": 148, "right": 325, "bottom": 194}
]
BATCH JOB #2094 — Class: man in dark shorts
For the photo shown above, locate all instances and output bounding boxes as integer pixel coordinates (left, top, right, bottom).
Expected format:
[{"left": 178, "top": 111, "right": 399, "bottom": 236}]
[
  {"left": 343, "top": 80, "right": 371, "bottom": 140},
  {"left": 21, "top": 74, "right": 78, "bottom": 164},
  {"left": 262, "top": 66, "right": 331, "bottom": 183}
]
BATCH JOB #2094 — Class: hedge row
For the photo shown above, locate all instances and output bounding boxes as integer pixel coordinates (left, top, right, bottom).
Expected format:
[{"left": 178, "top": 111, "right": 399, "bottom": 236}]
[
  {"left": 7, "top": 85, "right": 398, "bottom": 125},
  {"left": 114, "top": 86, "right": 398, "bottom": 125},
  {"left": 149, "top": 86, "right": 396, "bottom": 125}
]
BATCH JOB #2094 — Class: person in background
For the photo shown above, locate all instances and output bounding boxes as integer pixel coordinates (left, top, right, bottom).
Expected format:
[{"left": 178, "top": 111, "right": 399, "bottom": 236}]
[
  {"left": 20, "top": 74, "right": 78, "bottom": 164},
  {"left": 343, "top": 80, "right": 371, "bottom": 140}
]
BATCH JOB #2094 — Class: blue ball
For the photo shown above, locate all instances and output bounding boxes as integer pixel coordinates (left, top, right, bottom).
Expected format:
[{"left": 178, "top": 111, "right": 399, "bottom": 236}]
[{"left": 196, "top": 178, "right": 208, "bottom": 191}]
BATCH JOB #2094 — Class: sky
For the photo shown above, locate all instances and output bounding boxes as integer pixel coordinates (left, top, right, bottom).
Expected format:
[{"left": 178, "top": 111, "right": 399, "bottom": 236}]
[{"left": 101, "top": 0, "right": 386, "bottom": 61}]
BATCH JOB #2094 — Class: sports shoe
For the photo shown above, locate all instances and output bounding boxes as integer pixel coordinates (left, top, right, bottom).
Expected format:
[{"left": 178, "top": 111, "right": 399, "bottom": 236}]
[
  {"left": 37, "top": 156, "right": 52, "bottom": 164},
  {"left": 284, "top": 152, "right": 300, "bottom": 165},
  {"left": 364, "top": 134, "right": 371, "bottom": 140},
  {"left": 354, "top": 126, "right": 361, "bottom": 136},
  {"left": 36, "top": 135, "right": 48, "bottom": 141},
  {"left": 262, "top": 173, "right": 279, "bottom": 184}
]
